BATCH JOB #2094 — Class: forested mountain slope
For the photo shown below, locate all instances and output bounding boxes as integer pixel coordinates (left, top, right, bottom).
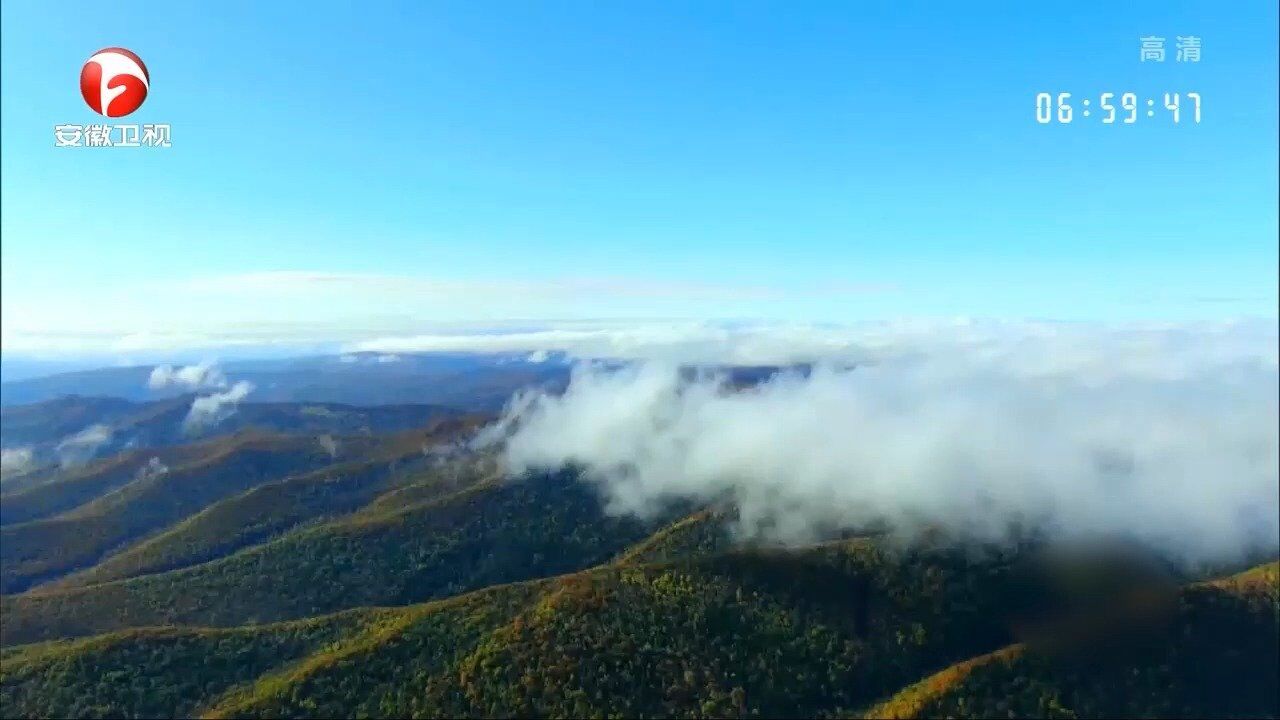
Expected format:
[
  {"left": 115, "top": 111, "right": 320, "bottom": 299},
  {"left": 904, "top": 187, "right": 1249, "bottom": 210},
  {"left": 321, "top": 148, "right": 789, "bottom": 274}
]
[
  {"left": 865, "top": 562, "right": 1279, "bottom": 719},
  {"left": 1, "top": 395, "right": 1276, "bottom": 719},
  {"left": 0, "top": 608, "right": 401, "bottom": 719},
  {"left": 2, "top": 538, "right": 1021, "bottom": 718},
  {"left": 0, "top": 432, "right": 357, "bottom": 593},
  {"left": 0, "top": 394, "right": 462, "bottom": 477},
  {"left": 4, "top": 544, "right": 1273, "bottom": 719},
  {"left": 1, "top": 471, "right": 667, "bottom": 645},
  {"left": 1, "top": 437, "right": 243, "bottom": 525},
  {"left": 44, "top": 419, "right": 488, "bottom": 589}
]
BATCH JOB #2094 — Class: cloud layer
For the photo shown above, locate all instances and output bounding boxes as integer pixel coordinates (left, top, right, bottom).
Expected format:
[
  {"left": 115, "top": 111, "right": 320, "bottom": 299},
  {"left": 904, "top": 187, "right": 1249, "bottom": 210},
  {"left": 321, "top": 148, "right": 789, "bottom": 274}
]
[
  {"left": 350, "top": 318, "right": 1280, "bottom": 371},
  {"left": 143, "top": 361, "right": 255, "bottom": 434},
  {"left": 494, "top": 321, "right": 1279, "bottom": 563},
  {"left": 55, "top": 424, "right": 113, "bottom": 467},
  {"left": 1, "top": 270, "right": 900, "bottom": 355},
  {"left": 148, "top": 361, "right": 228, "bottom": 390},
  {"left": 183, "top": 380, "right": 254, "bottom": 433},
  {"left": 0, "top": 447, "right": 35, "bottom": 478}
]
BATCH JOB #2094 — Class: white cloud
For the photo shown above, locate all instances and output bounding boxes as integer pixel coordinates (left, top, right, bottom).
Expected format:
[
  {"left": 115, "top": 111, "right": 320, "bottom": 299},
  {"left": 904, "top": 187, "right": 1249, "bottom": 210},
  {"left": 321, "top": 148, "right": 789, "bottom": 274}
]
[
  {"left": 0, "top": 270, "right": 900, "bottom": 356},
  {"left": 492, "top": 321, "right": 1280, "bottom": 564},
  {"left": 55, "top": 424, "right": 113, "bottom": 467},
  {"left": 183, "top": 381, "right": 255, "bottom": 433},
  {"left": 1, "top": 447, "right": 35, "bottom": 478},
  {"left": 349, "top": 322, "right": 866, "bottom": 364},
  {"left": 148, "top": 361, "right": 228, "bottom": 390},
  {"left": 158, "top": 362, "right": 256, "bottom": 434},
  {"left": 136, "top": 456, "right": 169, "bottom": 480},
  {"left": 349, "top": 318, "right": 1280, "bottom": 373}
]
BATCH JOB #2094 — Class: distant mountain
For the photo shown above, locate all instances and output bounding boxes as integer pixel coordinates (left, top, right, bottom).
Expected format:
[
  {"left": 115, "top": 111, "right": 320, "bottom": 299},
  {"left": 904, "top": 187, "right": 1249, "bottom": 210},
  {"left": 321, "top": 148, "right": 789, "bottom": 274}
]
[
  {"left": 0, "top": 431, "right": 356, "bottom": 593},
  {"left": 45, "top": 418, "right": 488, "bottom": 590},
  {"left": 0, "top": 352, "right": 814, "bottom": 412},
  {"left": 0, "top": 409, "right": 491, "bottom": 590},
  {"left": 0, "top": 394, "right": 465, "bottom": 476},
  {"left": 0, "top": 395, "right": 142, "bottom": 447},
  {"left": 0, "top": 352, "right": 571, "bottom": 409}
]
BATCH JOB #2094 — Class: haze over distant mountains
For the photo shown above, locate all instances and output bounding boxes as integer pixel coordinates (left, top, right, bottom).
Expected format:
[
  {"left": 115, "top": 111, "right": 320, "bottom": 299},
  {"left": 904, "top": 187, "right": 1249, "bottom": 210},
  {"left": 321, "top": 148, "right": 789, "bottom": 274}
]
[{"left": 0, "top": 352, "right": 572, "bottom": 409}]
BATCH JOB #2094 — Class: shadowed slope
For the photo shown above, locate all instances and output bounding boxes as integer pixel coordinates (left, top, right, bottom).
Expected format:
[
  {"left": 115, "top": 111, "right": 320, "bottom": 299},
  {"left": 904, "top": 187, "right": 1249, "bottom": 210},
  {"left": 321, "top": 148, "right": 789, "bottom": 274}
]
[
  {"left": 0, "top": 432, "right": 361, "bottom": 593},
  {"left": 44, "top": 418, "right": 488, "bottom": 589},
  {"left": 864, "top": 562, "right": 1280, "bottom": 719},
  {"left": 0, "top": 608, "right": 402, "bottom": 719},
  {"left": 3, "top": 533, "right": 1275, "bottom": 720},
  {"left": 199, "top": 540, "right": 1023, "bottom": 719},
  {"left": 1, "top": 471, "right": 663, "bottom": 646}
]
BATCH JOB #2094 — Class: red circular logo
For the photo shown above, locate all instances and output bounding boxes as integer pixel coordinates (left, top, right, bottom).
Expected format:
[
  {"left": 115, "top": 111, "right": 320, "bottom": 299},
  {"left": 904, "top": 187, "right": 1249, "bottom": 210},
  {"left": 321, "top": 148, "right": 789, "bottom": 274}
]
[{"left": 80, "top": 47, "right": 149, "bottom": 117}]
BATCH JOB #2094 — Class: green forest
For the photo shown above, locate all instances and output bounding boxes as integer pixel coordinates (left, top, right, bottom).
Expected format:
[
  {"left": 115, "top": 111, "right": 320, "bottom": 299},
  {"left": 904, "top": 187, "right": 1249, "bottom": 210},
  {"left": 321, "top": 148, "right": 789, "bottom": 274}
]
[{"left": 1, "top": 399, "right": 1277, "bottom": 719}]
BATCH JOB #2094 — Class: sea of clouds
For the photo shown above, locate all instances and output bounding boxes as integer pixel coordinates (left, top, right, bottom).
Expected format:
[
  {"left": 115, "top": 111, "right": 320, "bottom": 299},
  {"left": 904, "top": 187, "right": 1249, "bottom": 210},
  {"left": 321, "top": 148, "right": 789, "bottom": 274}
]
[{"left": 475, "top": 319, "right": 1278, "bottom": 564}]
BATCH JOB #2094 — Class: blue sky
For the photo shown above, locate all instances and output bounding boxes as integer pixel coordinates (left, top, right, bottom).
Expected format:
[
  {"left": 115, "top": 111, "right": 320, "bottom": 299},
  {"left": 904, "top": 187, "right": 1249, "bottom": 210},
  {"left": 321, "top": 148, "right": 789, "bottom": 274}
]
[{"left": 1, "top": 0, "right": 1276, "bottom": 357}]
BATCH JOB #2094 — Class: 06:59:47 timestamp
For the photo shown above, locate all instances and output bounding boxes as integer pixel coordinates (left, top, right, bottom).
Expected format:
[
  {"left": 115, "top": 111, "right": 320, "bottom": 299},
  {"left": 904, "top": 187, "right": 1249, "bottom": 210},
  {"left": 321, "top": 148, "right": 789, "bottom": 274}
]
[{"left": 1035, "top": 92, "right": 1201, "bottom": 124}]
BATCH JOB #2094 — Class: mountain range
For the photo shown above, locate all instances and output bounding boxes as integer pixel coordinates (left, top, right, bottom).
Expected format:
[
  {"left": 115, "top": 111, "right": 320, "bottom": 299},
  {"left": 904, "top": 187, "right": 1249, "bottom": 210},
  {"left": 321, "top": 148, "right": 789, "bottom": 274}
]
[{"left": 0, "top": 358, "right": 1276, "bottom": 718}]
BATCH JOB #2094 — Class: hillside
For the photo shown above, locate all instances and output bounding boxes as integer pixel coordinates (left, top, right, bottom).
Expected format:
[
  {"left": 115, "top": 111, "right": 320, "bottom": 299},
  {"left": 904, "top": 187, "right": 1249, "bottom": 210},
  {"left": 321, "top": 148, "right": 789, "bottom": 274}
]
[
  {"left": 0, "top": 607, "right": 407, "bottom": 719},
  {"left": 0, "top": 432, "right": 356, "bottom": 593},
  {"left": 1, "top": 439, "right": 228, "bottom": 526},
  {"left": 0, "top": 395, "right": 142, "bottom": 448},
  {"left": 864, "top": 562, "right": 1280, "bottom": 719},
  {"left": 614, "top": 508, "right": 736, "bottom": 564},
  {"left": 45, "top": 419, "right": 488, "bottom": 589},
  {"left": 0, "top": 394, "right": 463, "bottom": 472},
  {"left": 378, "top": 542, "right": 1020, "bottom": 720},
  {"left": 0, "top": 470, "right": 669, "bottom": 645},
  {"left": 1, "top": 539, "right": 1024, "bottom": 719},
  {"left": 7, "top": 545, "right": 1272, "bottom": 719},
  {"left": 1, "top": 389, "right": 1275, "bottom": 719}
]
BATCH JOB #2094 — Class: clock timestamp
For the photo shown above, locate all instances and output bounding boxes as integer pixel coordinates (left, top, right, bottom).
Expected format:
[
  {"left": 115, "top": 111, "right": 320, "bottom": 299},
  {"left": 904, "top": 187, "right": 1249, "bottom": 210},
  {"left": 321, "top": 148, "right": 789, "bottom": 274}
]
[{"left": 1035, "top": 92, "right": 1201, "bottom": 124}]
